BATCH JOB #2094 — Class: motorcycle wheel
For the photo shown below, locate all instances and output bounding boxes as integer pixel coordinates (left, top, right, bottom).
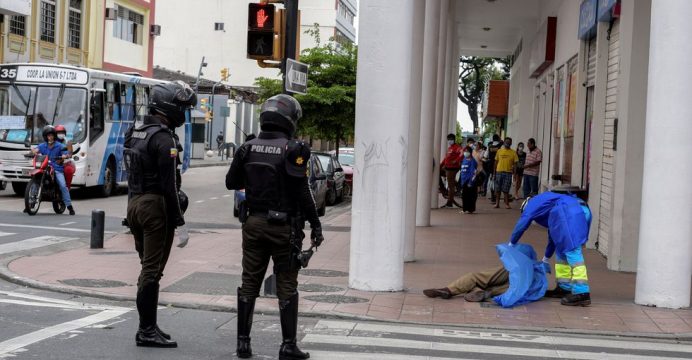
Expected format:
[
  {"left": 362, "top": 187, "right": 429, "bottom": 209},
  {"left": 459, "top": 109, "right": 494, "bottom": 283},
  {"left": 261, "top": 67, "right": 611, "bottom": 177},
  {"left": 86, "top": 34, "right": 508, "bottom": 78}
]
[
  {"left": 24, "top": 179, "right": 42, "bottom": 215},
  {"left": 53, "top": 201, "right": 66, "bottom": 214}
]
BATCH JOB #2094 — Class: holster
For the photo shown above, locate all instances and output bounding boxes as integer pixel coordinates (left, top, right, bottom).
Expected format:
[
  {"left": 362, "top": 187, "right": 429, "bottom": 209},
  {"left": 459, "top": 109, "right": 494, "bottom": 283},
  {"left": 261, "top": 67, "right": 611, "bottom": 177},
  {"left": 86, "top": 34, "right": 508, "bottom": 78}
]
[{"left": 288, "top": 216, "right": 305, "bottom": 271}]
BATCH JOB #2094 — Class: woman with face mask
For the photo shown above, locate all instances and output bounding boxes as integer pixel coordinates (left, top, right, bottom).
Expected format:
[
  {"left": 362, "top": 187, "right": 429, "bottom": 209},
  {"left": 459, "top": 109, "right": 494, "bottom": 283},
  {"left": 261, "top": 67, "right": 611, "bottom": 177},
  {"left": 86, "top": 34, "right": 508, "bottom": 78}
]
[
  {"left": 460, "top": 148, "right": 478, "bottom": 213},
  {"left": 514, "top": 142, "right": 526, "bottom": 200}
]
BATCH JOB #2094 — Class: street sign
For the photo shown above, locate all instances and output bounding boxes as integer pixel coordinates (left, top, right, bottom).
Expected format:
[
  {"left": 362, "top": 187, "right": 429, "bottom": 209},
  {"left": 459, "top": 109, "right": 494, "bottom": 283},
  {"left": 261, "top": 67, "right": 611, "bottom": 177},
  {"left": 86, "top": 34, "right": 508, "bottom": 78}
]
[{"left": 285, "top": 58, "right": 308, "bottom": 95}]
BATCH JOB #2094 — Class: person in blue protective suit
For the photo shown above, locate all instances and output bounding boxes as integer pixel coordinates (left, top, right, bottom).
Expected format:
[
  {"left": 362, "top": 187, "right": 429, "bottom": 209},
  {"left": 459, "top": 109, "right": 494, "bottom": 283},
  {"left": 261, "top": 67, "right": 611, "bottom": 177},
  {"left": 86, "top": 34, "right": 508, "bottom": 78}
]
[
  {"left": 509, "top": 192, "right": 592, "bottom": 306},
  {"left": 32, "top": 125, "right": 75, "bottom": 215}
]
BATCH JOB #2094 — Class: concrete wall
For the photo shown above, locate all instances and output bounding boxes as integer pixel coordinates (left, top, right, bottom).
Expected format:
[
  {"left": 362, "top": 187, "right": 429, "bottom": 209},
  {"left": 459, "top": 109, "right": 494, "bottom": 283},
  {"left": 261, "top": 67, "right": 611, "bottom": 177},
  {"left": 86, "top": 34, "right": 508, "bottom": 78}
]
[{"left": 103, "top": 0, "right": 155, "bottom": 76}]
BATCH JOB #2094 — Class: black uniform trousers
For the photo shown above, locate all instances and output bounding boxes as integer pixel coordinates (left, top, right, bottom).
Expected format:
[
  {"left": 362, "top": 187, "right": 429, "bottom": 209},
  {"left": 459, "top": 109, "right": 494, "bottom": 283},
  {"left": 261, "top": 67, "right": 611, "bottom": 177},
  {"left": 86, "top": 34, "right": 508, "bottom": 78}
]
[
  {"left": 240, "top": 215, "right": 298, "bottom": 301},
  {"left": 127, "top": 193, "right": 175, "bottom": 288}
]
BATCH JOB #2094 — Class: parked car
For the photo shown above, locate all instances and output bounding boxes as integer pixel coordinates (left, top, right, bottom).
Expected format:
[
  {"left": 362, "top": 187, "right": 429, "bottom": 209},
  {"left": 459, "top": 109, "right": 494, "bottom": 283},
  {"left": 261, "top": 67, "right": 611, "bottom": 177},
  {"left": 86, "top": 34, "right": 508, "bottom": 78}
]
[
  {"left": 336, "top": 147, "right": 354, "bottom": 196},
  {"left": 313, "top": 151, "right": 345, "bottom": 205},
  {"left": 233, "top": 153, "right": 328, "bottom": 217}
]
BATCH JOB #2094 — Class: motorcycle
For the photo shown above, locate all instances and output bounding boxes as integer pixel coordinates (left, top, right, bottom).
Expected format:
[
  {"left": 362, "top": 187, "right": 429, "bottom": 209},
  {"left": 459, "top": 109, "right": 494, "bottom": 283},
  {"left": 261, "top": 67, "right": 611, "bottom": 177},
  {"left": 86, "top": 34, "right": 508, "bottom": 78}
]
[{"left": 24, "top": 154, "right": 67, "bottom": 215}]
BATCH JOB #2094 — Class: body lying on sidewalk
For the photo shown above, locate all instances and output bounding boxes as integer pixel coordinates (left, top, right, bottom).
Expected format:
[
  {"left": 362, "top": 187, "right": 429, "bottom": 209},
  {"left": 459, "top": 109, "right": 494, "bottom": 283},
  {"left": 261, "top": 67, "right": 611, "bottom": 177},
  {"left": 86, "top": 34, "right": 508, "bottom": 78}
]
[{"left": 424, "top": 244, "right": 548, "bottom": 308}]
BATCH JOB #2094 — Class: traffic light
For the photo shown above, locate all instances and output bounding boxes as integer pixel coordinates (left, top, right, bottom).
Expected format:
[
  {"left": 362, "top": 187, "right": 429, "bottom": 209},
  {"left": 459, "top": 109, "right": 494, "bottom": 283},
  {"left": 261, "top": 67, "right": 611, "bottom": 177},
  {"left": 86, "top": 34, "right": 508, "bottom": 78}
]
[
  {"left": 200, "top": 97, "right": 209, "bottom": 112},
  {"left": 247, "top": 3, "right": 283, "bottom": 61},
  {"left": 220, "top": 67, "right": 229, "bottom": 81}
]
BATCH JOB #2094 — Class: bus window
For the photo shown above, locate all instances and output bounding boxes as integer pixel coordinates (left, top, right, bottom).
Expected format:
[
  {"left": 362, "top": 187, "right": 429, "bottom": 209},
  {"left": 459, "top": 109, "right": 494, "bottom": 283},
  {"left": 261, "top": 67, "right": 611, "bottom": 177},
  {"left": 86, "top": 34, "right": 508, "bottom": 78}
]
[
  {"left": 90, "top": 91, "right": 105, "bottom": 142},
  {"left": 106, "top": 81, "right": 120, "bottom": 122},
  {"left": 135, "top": 85, "right": 149, "bottom": 123},
  {"left": 121, "top": 83, "right": 135, "bottom": 122},
  {"left": 53, "top": 88, "right": 87, "bottom": 144}
]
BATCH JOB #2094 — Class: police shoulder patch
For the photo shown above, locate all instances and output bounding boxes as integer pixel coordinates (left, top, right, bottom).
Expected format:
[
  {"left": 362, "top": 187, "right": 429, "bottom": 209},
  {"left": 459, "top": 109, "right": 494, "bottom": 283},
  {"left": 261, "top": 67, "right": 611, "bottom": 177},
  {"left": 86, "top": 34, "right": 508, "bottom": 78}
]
[{"left": 286, "top": 140, "right": 311, "bottom": 168}]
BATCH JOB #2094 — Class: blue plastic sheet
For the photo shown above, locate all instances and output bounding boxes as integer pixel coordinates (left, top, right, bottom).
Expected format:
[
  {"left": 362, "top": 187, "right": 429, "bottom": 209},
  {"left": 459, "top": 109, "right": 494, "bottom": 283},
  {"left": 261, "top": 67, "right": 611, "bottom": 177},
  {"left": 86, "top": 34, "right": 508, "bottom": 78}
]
[{"left": 492, "top": 244, "right": 548, "bottom": 308}]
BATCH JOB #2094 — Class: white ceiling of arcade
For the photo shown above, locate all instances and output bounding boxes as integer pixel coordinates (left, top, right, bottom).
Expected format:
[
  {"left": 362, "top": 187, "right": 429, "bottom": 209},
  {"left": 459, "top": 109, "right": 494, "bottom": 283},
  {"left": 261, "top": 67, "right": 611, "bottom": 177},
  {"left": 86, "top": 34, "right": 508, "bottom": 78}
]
[{"left": 453, "top": 0, "right": 556, "bottom": 58}]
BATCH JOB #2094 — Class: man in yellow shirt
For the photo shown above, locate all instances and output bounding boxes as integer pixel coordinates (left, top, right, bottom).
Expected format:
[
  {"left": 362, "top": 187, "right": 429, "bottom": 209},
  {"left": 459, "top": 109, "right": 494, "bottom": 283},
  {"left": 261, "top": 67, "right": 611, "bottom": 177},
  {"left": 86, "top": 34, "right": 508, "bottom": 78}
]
[{"left": 494, "top": 137, "right": 518, "bottom": 209}]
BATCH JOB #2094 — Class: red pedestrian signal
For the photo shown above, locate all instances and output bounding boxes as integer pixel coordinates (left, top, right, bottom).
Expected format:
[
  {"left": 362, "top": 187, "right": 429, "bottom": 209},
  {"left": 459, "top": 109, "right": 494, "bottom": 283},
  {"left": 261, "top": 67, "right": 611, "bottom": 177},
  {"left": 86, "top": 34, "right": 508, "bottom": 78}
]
[{"left": 247, "top": 3, "right": 283, "bottom": 61}]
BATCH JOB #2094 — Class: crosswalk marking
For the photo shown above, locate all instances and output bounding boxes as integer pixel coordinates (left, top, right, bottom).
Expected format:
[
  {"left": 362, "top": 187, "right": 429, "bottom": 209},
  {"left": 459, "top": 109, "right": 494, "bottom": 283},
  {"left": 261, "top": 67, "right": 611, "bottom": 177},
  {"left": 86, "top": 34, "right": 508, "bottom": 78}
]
[
  {"left": 0, "top": 231, "right": 16, "bottom": 237},
  {"left": 307, "top": 351, "right": 474, "bottom": 360},
  {"left": 0, "top": 236, "right": 78, "bottom": 255},
  {"left": 304, "top": 320, "right": 692, "bottom": 360},
  {"left": 0, "top": 291, "right": 130, "bottom": 357},
  {"left": 313, "top": 320, "right": 692, "bottom": 353}
]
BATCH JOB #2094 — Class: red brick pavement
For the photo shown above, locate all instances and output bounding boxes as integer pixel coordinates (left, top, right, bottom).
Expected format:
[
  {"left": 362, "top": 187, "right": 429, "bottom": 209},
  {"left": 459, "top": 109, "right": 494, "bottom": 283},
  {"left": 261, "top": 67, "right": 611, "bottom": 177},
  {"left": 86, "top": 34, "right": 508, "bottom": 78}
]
[{"left": 6, "top": 196, "right": 692, "bottom": 336}]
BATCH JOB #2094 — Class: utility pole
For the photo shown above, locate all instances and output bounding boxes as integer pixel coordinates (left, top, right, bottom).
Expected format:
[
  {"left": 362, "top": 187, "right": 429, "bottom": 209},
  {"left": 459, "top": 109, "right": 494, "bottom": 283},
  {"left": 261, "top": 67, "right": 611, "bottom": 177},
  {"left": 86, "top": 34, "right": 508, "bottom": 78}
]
[
  {"left": 282, "top": 0, "right": 299, "bottom": 95},
  {"left": 194, "top": 56, "right": 207, "bottom": 91}
]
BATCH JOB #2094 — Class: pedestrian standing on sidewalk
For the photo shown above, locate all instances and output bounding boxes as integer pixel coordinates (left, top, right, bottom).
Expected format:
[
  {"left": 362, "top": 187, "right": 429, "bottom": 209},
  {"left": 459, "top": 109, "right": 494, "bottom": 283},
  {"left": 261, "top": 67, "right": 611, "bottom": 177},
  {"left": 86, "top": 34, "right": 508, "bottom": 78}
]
[
  {"left": 474, "top": 142, "right": 487, "bottom": 196},
  {"left": 494, "top": 137, "right": 518, "bottom": 209},
  {"left": 522, "top": 138, "right": 543, "bottom": 197},
  {"left": 441, "top": 133, "right": 463, "bottom": 208},
  {"left": 510, "top": 192, "right": 593, "bottom": 306},
  {"left": 514, "top": 142, "right": 526, "bottom": 199},
  {"left": 124, "top": 81, "right": 197, "bottom": 348},
  {"left": 460, "top": 149, "right": 478, "bottom": 214},
  {"left": 226, "top": 94, "right": 323, "bottom": 360},
  {"left": 485, "top": 134, "right": 502, "bottom": 201}
]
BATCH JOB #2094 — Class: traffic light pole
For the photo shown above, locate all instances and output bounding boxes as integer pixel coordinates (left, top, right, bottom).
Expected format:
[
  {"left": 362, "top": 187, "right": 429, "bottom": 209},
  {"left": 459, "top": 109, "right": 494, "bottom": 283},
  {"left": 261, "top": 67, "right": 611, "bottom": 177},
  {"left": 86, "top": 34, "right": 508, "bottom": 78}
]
[{"left": 282, "top": 0, "right": 299, "bottom": 95}]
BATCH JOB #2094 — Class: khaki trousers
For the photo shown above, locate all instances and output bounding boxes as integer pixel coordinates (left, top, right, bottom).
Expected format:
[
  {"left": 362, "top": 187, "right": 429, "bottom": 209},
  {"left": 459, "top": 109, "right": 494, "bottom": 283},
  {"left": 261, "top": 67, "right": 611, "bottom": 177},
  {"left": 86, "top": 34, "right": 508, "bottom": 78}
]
[{"left": 446, "top": 265, "right": 510, "bottom": 296}]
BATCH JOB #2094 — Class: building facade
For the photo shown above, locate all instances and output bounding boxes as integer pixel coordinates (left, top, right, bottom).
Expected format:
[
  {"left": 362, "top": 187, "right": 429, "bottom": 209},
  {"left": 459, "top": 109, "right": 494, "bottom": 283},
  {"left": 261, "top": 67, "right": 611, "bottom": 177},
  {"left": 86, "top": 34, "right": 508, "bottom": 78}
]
[
  {"left": 352, "top": 0, "right": 692, "bottom": 309},
  {"left": 153, "top": 0, "right": 358, "bottom": 88},
  {"left": 0, "top": 0, "right": 155, "bottom": 76}
]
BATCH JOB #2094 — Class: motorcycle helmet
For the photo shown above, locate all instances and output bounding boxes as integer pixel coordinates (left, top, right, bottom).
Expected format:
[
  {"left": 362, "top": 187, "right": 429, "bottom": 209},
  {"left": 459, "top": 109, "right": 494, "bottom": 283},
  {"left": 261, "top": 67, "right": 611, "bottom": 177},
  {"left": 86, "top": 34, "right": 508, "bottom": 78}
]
[
  {"left": 54, "top": 125, "right": 67, "bottom": 141},
  {"left": 150, "top": 80, "right": 197, "bottom": 128},
  {"left": 178, "top": 189, "right": 189, "bottom": 214},
  {"left": 259, "top": 94, "right": 302, "bottom": 136},
  {"left": 42, "top": 125, "right": 57, "bottom": 142}
]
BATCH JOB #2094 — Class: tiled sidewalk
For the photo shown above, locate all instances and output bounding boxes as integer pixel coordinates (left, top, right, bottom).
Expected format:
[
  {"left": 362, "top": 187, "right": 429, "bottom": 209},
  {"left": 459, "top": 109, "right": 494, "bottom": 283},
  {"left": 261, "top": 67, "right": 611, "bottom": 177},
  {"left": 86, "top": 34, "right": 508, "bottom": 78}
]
[{"left": 5, "top": 198, "right": 692, "bottom": 336}]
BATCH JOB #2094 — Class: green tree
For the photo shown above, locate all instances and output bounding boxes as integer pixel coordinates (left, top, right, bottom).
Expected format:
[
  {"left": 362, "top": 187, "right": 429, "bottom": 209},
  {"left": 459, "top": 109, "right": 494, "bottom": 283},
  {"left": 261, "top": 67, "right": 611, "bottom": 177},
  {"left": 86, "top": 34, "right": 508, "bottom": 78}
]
[
  {"left": 254, "top": 27, "right": 357, "bottom": 152},
  {"left": 457, "top": 56, "right": 510, "bottom": 134}
]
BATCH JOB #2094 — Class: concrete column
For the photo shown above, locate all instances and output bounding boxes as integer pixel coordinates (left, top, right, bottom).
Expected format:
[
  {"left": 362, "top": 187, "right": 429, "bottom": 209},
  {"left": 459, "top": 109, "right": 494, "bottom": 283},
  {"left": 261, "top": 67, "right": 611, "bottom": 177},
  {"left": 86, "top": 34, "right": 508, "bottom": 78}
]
[
  {"left": 415, "top": 0, "right": 441, "bottom": 226},
  {"left": 430, "top": 0, "right": 449, "bottom": 209},
  {"left": 349, "top": 0, "right": 416, "bottom": 291},
  {"left": 403, "top": 1, "right": 426, "bottom": 262},
  {"left": 440, "top": 19, "right": 454, "bottom": 158},
  {"left": 635, "top": 0, "right": 692, "bottom": 309}
]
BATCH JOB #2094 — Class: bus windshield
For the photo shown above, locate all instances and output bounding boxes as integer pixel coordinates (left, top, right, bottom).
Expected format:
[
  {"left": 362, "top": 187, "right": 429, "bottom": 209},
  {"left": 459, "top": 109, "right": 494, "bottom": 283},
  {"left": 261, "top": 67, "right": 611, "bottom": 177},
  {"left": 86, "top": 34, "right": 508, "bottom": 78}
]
[{"left": 0, "top": 84, "right": 87, "bottom": 145}]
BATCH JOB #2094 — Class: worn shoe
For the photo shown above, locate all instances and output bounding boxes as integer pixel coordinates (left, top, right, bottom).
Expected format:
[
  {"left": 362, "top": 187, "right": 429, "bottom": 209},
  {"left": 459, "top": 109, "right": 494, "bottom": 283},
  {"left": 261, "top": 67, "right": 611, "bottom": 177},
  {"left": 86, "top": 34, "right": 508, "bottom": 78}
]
[
  {"left": 440, "top": 204, "right": 453, "bottom": 208},
  {"left": 155, "top": 325, "right": 171, "bottom": 340},
  {"left": 561, "top": 293, "right": 591, "bottom": 307},
  {"left": 463, "top": 290, "right": 492, "bottom": 302},
  {"left": 423, "top": 288, "right": 453, "bottom": 299},
  {"left": 544, "top": 286, "right": 571, "bottom": 298},
  {"left": 135, "top": 326, "right": 177, "bottom": 348},
  {"left": 67, "top": 205, "right": 75, "bottom": 215}
]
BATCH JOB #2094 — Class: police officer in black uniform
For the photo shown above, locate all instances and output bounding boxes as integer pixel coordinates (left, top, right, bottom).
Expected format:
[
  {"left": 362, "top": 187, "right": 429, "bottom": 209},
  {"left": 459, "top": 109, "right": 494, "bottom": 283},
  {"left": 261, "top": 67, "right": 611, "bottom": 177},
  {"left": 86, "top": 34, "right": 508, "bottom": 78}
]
[
  {"left": 226, "top": 94, "right": 323, "bottom": 360},
  {"left": 124, "top": 80, "right": 196, "bottom": 348}
]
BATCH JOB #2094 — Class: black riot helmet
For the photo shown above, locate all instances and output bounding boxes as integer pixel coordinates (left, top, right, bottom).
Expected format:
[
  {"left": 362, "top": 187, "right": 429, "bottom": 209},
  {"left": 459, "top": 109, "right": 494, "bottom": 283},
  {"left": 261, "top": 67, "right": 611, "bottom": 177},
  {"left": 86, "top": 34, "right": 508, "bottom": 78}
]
[
  {"left": 259, "top": 94, "right": 302, "bottom": 136},
  {"left": 42, "top": 125, "right": 57, "bottom": 142},
  {"left": 149, "top": 80, "right": 197, "bottom": 128}
]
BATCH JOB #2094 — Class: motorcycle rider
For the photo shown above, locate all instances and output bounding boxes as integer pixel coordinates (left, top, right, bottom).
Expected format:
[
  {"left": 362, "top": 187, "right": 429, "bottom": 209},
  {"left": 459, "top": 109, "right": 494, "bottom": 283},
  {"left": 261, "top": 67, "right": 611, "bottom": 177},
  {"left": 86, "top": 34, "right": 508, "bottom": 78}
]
[
  {"left": 54, "top": 125, "right": 75, "bottom": 189},
  {"left": 124, "top": 80, "right": 196, "bottom": 348},
  {"left": 226, "top": 94, "right": 323, "bottom": 359},
  {"left": 32, "top": 125, "right": 75, "bottom": 215}
]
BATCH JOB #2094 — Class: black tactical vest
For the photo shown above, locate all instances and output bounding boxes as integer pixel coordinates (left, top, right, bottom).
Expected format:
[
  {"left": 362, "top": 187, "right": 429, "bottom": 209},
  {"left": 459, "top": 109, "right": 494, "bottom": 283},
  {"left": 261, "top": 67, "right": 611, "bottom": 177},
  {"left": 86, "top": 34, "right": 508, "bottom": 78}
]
[
  {"left": 124, "top": 124, "right": 171, "bottom": 194},
  {"left": 243, "top": 136, "right": 297, "bottom": 214}
]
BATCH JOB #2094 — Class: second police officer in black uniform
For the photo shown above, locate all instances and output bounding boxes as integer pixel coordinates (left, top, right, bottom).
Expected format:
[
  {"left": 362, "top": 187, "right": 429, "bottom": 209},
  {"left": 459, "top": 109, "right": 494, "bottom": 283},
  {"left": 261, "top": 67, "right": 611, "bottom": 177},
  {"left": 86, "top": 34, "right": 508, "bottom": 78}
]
[
  {"left": 124, "top": 80, "right": 196, "bottom": 348},
  {"left": 226, "top": 94, "right": 324, "bottom": 360}
]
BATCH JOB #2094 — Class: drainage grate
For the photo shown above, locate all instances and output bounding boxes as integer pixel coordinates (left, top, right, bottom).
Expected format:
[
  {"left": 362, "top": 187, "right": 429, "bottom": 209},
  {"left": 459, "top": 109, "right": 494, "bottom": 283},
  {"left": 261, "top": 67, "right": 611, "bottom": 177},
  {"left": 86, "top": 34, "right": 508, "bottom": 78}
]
[
  {"left": 300, "top": 269, "right": 349, "bottom": 277},
  {"left": 304, "top": 295, "right": 368, "bottom": 304},
  {"left": 161, "top": 272, "right": 242, "bottom": 296},
  {"left": 298, "top": 284, "right": 344, "bottom": 293},
  {"left": 59, "top": 279, "right": 130, "bottom": 288}
]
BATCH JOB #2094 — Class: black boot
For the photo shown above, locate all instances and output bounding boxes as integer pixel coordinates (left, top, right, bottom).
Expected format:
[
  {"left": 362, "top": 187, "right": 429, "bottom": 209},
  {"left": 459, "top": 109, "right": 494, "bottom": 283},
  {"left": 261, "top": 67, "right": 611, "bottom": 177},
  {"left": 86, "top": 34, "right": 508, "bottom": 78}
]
[
  {"left": 67, "top": 205, "right": 75, "bottom": 215},
  {"left": 544, "top": 285, "right": 571, "bottom": 298},
  {"left": 237, "top": 288, "right": 256, "bottom": 359},
  {"left": 278, "top": 292, "right": 310, "bottom": 360},
  {"left": 561, "top": 293, "right": 591, "bottom": 307},
  {"left": 135, "top": 283, "right": 177, "bottom": 348}
]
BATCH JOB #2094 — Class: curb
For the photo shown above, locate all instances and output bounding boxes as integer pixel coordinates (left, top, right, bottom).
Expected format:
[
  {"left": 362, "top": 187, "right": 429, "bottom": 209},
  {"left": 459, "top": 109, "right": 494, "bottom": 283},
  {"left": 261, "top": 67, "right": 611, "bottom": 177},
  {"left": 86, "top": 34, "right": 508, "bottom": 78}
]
[
  {"left": 1, "top": 256, "right": 691, "bottom": 342},
  {"left": 189, "top": 161, "right": 230, "bottom": 168}
]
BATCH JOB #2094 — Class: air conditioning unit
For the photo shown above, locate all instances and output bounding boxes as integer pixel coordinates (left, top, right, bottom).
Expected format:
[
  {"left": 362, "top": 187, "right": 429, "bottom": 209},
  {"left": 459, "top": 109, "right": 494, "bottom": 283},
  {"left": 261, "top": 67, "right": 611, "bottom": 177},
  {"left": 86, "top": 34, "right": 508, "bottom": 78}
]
[
  {"left": 214, "top": 22, "right": 225, "bottom": 31},
  {"left": 150, "top": 24, "right": 161, "bottom": 36},
  {"left": 105, "top": 7, "right": 117, "bottom": 20}
]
